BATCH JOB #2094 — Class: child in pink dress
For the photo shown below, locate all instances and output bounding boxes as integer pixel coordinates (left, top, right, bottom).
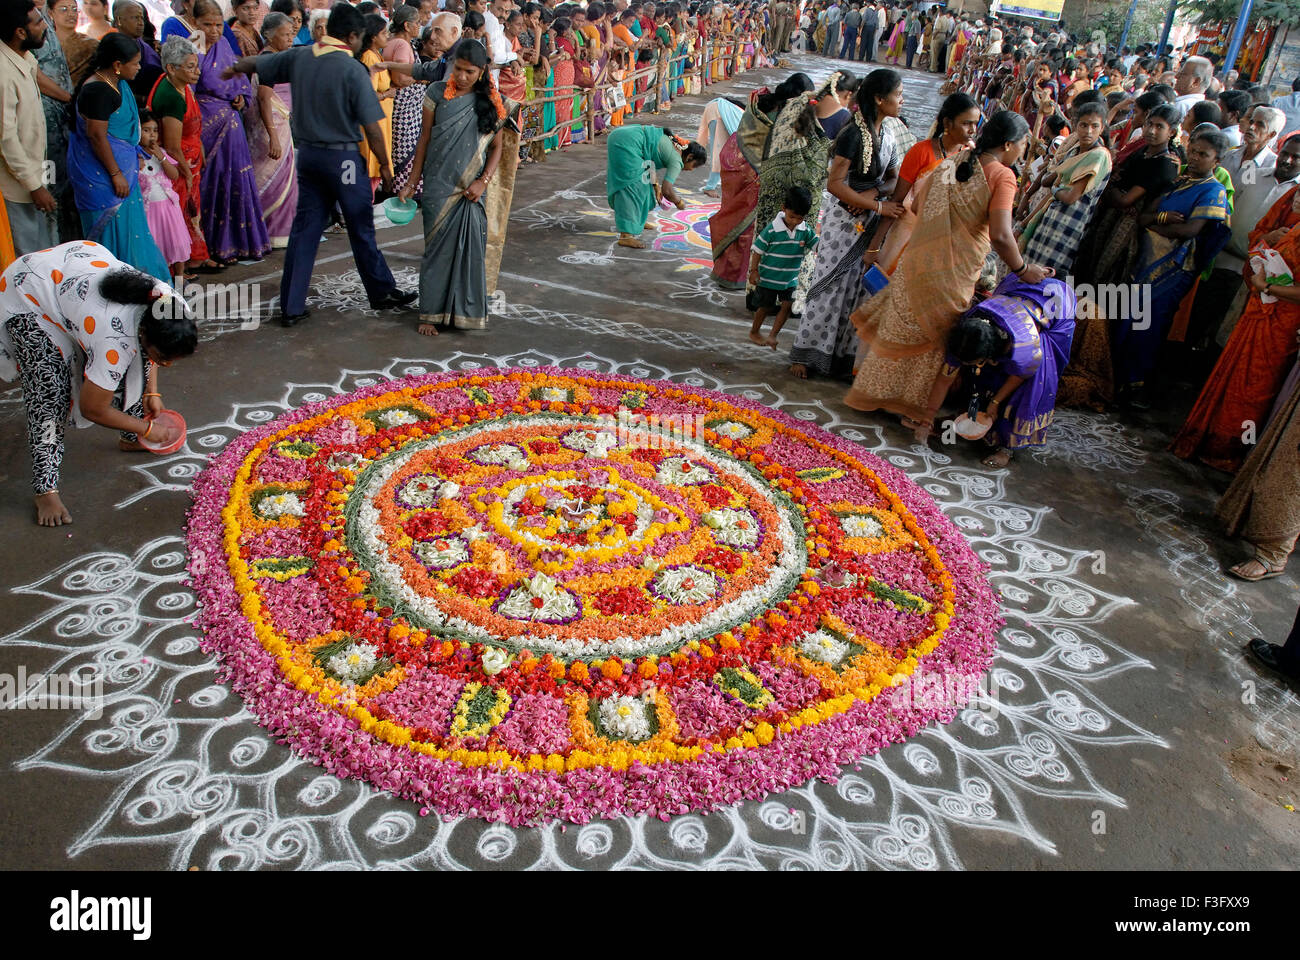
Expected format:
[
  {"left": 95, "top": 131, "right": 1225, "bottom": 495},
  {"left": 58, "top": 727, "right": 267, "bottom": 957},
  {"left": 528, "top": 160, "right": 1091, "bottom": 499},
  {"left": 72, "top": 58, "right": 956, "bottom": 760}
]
[{"left": 138, "top": 111, "right": 192, "bottom": 281}]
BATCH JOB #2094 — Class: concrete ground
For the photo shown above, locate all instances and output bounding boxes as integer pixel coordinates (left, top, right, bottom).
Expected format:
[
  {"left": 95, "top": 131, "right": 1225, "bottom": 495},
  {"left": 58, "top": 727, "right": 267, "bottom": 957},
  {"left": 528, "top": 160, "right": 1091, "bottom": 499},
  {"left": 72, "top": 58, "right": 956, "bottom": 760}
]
[{"left": 1, "top": 54, "right": 1298, "bottom": 870}]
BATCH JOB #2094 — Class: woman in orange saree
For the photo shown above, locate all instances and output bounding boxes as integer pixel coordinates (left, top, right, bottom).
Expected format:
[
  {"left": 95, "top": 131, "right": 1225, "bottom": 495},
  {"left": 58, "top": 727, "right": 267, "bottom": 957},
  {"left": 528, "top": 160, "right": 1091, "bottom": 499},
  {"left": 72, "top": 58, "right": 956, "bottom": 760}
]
[{"left": 1171, "top": 189, "right": 1300, "bottom": 473}]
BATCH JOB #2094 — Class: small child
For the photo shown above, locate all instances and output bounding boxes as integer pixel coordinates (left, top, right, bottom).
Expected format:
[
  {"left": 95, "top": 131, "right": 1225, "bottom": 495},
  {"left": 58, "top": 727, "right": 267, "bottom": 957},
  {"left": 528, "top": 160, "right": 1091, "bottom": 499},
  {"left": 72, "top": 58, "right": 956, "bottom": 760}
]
[
  {"left": 138, "top": 110, "right": 191, "bottom": 281},
  {"left": 748, "top": 185, "right": 817, "bottom": 349}
]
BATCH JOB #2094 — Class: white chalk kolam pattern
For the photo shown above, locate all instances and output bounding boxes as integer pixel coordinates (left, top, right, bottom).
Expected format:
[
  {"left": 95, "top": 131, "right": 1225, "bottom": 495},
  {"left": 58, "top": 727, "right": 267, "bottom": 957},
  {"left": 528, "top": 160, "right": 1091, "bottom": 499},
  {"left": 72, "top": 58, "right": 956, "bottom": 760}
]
[{"left": 8, "top": 351, "right": 1165, "bottom": 870}]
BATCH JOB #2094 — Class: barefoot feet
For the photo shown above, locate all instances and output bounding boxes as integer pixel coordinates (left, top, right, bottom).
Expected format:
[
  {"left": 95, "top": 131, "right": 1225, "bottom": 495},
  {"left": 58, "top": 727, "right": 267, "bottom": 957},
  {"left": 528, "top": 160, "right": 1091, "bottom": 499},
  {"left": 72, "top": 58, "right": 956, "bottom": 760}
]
[
  {"left": 417, "top": 322, "right": 440, "bottom": 336},
  {"left": 981, "top": 448, "right": 1012, "bottom": 468},
  {"left": 789, "top": 362, "right": 808, "bottom": 379},
  {"left": 618, "top": 234, "right": 647, "bottom": 248},
  {"left": 748, "top": 331, "right": 767, "bottom": 346},
  {"left": 35, "top": 491, "right": 72, "bottom": 527}
]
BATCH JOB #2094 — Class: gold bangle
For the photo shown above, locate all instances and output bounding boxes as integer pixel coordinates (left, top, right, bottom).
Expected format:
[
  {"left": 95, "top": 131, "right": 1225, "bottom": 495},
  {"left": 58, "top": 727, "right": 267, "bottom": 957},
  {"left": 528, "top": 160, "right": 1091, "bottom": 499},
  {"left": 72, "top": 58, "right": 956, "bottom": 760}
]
[
  {"left": 143, "top": 421, "right": 153, "bottom": 440},
  {"left": 142, "top": 392, "right": 162, "bottom": 398}
]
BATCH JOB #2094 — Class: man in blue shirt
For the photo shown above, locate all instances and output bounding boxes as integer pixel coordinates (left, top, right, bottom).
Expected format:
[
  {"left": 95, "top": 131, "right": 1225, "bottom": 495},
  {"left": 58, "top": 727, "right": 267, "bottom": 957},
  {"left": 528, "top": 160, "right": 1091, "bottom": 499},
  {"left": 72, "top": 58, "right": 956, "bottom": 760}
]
[
  {"left": 226, "top": 4, "right": 416, "bottom": 326},
  {"left": 822, "top": 2, "right": 841, "bottom": 58}
]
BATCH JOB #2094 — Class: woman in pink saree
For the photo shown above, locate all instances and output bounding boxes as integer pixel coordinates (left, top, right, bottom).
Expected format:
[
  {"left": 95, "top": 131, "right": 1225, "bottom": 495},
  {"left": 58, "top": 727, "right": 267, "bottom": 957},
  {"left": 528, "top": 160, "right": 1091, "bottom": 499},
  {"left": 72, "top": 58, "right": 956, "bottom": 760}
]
[{"left": 245, "top": 11, "right": 297, "bottom": 248}]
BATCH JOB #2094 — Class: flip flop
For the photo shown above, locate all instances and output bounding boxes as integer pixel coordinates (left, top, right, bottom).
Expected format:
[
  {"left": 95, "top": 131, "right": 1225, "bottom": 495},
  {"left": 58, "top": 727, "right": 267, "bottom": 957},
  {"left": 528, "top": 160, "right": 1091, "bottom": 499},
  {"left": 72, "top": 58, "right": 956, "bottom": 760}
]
[{"left": 1228, "top": 558, "right": 1286, "bottom": 582}]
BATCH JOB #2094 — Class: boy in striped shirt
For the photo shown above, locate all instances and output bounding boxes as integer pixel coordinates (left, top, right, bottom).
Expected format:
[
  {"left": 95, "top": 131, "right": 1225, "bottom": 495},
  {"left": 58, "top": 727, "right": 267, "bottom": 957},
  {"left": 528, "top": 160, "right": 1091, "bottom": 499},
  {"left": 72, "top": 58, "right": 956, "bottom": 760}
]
[{"left": 748, "top": 186, "right": 818, "bottom": 348}]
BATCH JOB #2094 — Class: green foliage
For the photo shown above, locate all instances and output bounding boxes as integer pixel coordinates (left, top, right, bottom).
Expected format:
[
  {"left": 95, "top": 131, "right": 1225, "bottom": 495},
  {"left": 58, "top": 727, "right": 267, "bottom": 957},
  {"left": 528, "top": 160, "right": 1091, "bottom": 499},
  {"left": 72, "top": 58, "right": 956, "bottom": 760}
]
[{"left": 1182, "top": 0, "right": 1300, "bottom": 26}]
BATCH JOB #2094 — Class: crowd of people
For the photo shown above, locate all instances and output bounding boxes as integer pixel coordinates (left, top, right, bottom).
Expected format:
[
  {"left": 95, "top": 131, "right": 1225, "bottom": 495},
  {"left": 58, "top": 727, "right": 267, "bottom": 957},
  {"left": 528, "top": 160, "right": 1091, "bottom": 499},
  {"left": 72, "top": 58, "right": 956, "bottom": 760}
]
[{"left": 697, "top": 7, "right": 1300, "bottom": 657}]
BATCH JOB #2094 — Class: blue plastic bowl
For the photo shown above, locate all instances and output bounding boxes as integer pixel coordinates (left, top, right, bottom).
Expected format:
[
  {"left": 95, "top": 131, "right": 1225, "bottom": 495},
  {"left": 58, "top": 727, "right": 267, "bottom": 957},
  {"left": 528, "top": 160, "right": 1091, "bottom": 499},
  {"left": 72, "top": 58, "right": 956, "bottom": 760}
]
[
  {"left": 384, "top": 197, "right": 418, "bottom": 225},
  {"left": 861, "top": 264, "right": 890, "bottom": 295}
]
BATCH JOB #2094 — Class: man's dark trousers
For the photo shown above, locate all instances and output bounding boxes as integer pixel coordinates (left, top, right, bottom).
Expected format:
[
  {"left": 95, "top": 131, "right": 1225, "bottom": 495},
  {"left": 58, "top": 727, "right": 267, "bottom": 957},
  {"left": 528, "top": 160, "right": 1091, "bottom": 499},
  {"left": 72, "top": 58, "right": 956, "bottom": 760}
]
[{"left": 280, "top": 143, "right": 398, "bottom": 316}]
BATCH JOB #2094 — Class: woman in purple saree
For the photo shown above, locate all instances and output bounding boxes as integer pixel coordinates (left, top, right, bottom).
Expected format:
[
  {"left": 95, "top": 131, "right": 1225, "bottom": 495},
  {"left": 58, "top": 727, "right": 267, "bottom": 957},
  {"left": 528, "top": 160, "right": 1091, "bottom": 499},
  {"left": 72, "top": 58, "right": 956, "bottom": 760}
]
[
  {"left": 195, "top": 0, "right": 270, "bottom": 263},
  {"left": 923, "top": 276, "right": 1077, "bottom": 468}
]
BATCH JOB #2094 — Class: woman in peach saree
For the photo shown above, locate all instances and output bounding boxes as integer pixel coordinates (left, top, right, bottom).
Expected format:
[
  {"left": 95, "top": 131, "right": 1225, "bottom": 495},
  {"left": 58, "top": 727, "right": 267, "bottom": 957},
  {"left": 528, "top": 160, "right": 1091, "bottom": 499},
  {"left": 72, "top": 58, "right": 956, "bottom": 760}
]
[{"left": 846, "top": 111, "right": 1051, "bottom": 438}]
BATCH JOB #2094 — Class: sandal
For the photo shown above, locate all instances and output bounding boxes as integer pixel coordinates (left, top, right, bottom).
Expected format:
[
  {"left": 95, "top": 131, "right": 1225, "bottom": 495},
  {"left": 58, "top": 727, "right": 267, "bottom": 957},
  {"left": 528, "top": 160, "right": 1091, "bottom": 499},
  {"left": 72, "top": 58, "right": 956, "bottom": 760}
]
[{"left": 1228, "top": 557, "right": 1286, "bottom": 582}]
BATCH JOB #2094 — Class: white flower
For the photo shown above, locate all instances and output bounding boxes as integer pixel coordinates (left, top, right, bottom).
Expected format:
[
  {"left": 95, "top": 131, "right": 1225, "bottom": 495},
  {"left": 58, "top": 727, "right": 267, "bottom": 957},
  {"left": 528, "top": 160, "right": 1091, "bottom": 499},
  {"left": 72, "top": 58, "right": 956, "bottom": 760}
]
[
  {"left": 328, "top": 451, "right": 361, "bottom": 472},
  {"left": 326, "top": 641, "right": 380, "bottom": 685},
  {"left": 598, "top": 693, "right": 654, "bottom": 741},
  {"left": 379, "top": 408, "right": 420, "bottom": 428},
  {"left": 438, "top": 480, "right": 461, "bottom": 500},
  {"left": 400, "top": 473, "right": 443, "bottom": 507},
  {"left": 481, "top": 646, "right": 512, "bottom": 675},
  {"left": 656, "top": 456, "right": 712, "bottom": 485},
  {"left": 538, "top": 387, "right": 570, "bottom": 402},
  {"left": 703, "top": 508, "right": 760, "bottom": 548},
  {"left": 496, "top": 572, "right": 580, "bottom": 622},
  {"left": 562, "top": 428, "right": 619, "bottom": 457},
  {"left": 469, "top": 443, "right": 529, "bottom": 470},
  {"left": 710, "top": 420, "right": 754, "bottom": 440},
  {"left": 652, "top": 565, "right": 719, "bottom": 604},
  {"left": 257, "top": 491, "right": 306, "bottom": 518},
  {"left": 413, "top": 536, "right": 469, "bottom": 569},
  {"left": 799, "top": 629, "right": 851, "bottom": 664},
  {"left": 841, "top": 513, "right": 885, "bottom": 538}
]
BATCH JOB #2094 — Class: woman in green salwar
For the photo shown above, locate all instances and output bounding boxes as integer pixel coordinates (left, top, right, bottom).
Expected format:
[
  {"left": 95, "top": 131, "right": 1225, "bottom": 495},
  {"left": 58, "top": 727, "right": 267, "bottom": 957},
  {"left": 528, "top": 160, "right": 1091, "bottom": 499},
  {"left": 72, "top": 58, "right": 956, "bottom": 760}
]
[
  {"left": 606, "top": 125, "right": 705, "bottom": 248},
  {"left": 400, "top": 40, "right": 518, "bottom": 335}
]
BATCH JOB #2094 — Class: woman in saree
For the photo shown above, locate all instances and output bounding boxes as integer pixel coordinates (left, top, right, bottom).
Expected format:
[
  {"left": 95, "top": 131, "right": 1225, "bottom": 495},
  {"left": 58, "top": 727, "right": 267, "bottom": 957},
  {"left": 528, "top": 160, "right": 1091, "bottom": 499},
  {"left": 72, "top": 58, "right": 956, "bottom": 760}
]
[
  {"left": 845, "top": 110, "right": 1055, "bottom": 437},
  {"left": 193, "top": 0, "right": 270, "bottom": 264},
  {"left": 80, "top": 0, "right": 114, "bottom": 41},
  {"left": 1015, "top": 101, "right": 1112, "bottom": 276},
  {"left": 813, "top": 70, "right": 857, "bottom": 142},
  {"left": 696, "top": 96, "right": 745, "bottom": 197},
  {"left": 927, "top": 276, "right": 1078, "bottom": 468},
  {"left": 1171, "top": 195, "right": 1300, "bottom": 475},
  {"left": 884, "top": 15, "right": 905, "bottom": 66},
  {"left": 518, "top": 4, "right": 552, "bottom": 161},
  {"left": 946, "top": 21, "right": 968, "bottom": 74},
  {"left": 228, "top": 0, "right": 263, "bottom": 57},
  {"left": 1059, "top": 103, "right": 1179, "bottom": 410},
  {"left": 709, "top": 73, "right": 813, "bottom": 289},
  {"left": 398, "top": 40, "right": 514, "bottom": 335},
  {"left": 384, "top": 6, "right": 427, "bottom": 194},
  {"left": 872, "top": 92, "right": 981, "bottom": 277},
  {"left": 606, "top": 124, "right": 704, "bottom": 248},
  {"left": 149, "top": 37, "right": 212, "bottom": 273},
  {"left": 789, "top": 69, "right": 903, "bottom": 382},
  {"left": 357, "top": 13, "right": 395, "bottom": 196},
  {"left": 160, "top": 0, "right": 206, "bottom": 52},
  {"left": 245, "top": 11, "right": 296, "bottom": 248},
  {"left": 549, "top": 17, "right": 577, "bottom": 149},
  {"left": 1217, "top": 348, "right": 1300, "bottom": 581},
  {"left": 1113, "top": 126, "right": 1231, "bottom": 407},
  {"left": 50, "top": 0, "right": 98, "bottom": 87},
  {"left": 66, "top": 35, "right": 171, "bottom": 281}
]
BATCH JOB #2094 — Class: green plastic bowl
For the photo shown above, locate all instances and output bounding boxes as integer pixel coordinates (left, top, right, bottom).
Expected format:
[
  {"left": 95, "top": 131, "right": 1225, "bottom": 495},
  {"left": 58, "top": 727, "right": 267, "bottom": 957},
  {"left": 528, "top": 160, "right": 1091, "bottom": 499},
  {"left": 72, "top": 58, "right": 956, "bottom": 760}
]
[{"left": 384, "top": 197, "right": 417, "bottom": 225}]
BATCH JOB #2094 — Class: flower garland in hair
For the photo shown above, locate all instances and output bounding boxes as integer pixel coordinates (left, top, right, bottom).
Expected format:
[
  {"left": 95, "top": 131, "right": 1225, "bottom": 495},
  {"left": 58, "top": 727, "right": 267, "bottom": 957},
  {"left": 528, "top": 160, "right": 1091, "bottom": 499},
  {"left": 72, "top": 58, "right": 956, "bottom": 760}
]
[
  {"left": 852, "top": 105, "right": 875, "bottom": 175},
  {"left": 444, "top": 69, "right": 508, "bottom": 121}
]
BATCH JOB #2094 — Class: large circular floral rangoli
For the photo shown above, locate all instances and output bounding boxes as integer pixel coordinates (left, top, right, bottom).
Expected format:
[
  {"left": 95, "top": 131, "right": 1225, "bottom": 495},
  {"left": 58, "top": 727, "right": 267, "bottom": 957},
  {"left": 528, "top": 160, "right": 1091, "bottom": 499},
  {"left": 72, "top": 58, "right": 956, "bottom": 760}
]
[{"left": 188, "top": 368, "right": 1001, "bottom": 825}]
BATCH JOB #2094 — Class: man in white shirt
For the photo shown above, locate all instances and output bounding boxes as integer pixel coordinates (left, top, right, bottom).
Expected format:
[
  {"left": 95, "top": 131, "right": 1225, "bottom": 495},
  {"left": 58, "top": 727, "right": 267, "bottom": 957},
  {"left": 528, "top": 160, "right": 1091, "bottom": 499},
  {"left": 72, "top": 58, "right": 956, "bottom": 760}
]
[
  {"left": 1271, "top": 76, "right": 1300, "bottom": 139},
  {"left": 1217, "top": 89, "right": 1251, "bottom": 149},
  {"left": 987, "top": 19, "right": 1001, "bottom": 48},
  {"left": 0, "top": 0, "right": 53, "bottom": 255},
  {"left": 1192, "top": 107, "right": 1295, "bottom": 350},
  {"left": 471, "top": 0, "right": 513, "bottom": 75},
  {"left": 1172, "top": 55, "right": 1212, "bottom": 121}
]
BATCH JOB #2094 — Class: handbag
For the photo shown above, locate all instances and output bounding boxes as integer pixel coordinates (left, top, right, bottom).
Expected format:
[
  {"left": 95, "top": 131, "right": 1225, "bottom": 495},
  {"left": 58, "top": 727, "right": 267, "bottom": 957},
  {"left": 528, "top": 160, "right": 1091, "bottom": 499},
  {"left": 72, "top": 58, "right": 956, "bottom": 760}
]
[{"left": 575, "top": 59, "right": 595, "bottom": 88}]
